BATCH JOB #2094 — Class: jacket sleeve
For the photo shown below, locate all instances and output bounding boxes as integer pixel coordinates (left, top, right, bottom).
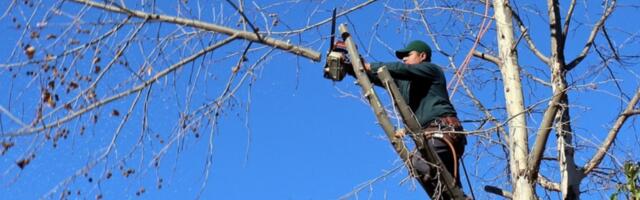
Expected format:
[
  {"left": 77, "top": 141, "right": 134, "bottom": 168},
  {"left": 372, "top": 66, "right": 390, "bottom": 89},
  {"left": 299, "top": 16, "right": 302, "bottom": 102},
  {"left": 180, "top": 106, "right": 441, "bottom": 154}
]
[
  {"left": 369, "top": 62, "right": 439, "bottom": 81},
  {"left": 345, "top": 64, "right": 384, "bottom": 86}
]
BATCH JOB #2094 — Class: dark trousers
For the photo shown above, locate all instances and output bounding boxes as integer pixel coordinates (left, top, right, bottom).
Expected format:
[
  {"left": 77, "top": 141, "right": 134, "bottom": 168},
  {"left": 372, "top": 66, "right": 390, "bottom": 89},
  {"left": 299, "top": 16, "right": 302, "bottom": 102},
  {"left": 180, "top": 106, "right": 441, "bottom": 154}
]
[{"left": 411, "top": 122, "right": 466, "bottom": 199}]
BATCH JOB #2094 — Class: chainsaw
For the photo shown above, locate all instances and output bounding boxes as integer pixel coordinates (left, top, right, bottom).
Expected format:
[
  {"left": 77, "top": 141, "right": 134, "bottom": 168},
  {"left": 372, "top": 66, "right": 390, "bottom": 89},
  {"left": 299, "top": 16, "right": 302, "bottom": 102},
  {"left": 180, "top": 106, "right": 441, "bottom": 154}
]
[{"left": 323, "top": 9, "right": 350, "bottom": 82}]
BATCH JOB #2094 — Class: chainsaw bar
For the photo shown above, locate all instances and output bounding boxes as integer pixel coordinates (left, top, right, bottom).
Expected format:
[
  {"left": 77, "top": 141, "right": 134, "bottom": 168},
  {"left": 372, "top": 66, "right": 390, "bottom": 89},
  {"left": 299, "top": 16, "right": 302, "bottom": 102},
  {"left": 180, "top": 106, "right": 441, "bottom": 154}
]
[{"left": 329, "top": 8, "right": 337, "bottom": 53}]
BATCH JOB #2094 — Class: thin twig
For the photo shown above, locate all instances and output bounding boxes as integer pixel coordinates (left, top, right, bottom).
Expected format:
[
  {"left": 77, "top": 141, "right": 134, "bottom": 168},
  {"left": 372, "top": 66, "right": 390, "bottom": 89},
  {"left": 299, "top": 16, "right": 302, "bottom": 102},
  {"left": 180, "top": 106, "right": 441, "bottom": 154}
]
[
  {"left": 69, "top": 0, "right": 321, "bottom": 61},
  {"left": 4, "top": 35, "right": 238, "bottom": 137}
]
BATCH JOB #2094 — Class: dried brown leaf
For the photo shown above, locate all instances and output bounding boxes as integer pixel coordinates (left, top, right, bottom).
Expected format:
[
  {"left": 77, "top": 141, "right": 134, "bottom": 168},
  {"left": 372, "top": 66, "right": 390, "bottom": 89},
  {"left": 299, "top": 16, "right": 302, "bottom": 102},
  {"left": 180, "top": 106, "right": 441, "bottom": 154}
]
[
  {"left": 24, "top": 45, "right": 35, "bottom": 59},
  {"left": 30, "top": 31, "right": 39, "bottom": 39},
  {"left": 16, "top": 158, "right": 30, "bottom": 169}
]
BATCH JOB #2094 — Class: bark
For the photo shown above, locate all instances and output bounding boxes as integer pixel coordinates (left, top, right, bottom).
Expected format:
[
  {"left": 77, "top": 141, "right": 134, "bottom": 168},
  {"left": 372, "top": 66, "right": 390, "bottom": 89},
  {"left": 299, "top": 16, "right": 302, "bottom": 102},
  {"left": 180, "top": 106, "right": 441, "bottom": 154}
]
[{"left": 492, "top": 0, "right": 535, "bottom": 199}]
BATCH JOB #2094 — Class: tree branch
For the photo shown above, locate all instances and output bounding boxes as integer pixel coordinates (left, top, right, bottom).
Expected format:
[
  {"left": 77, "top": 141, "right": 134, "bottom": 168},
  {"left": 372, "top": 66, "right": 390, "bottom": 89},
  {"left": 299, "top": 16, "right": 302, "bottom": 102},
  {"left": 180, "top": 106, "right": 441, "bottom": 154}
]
[
  {"left": 473, "top": 50, "right": 501, "bottom": 65},
  {"left": 339, "top": 23, "right": 413, "bottom": 169},
  {"left": 268, "top": 0, "right": 377, "bottom": 35},
  {"left": 537, "top": 174, "right": 561, "bottom": 191},
  {"left": 484, "top": 185, "right": 513, "bottom": 199},
  {"left": 527, "top": 89, "right": 565, "bottom": 178},
  {"left": 224, "top": 0, "right": 261, "bottom": 40},
  {"left": 583, "top": 86, "right": 640, "bottom": 175},
  {"left": 0, "top": 16, "right": 131, "bottom": 68},
  {"left": 70, "top": 0, "right": 321, "bottom": 61},
  {"left": 566, "top": 0, "right": 617, "bottom": 70},
  {"left": 5, "top": 35, "right": 238, "bottom": 137},
  {"left": 511, "top": 8, "right": 550, "bottom": 64},
  {"left": 0, "top": 105, "right": 26, "bottom": 127},
  {"left": 561, "top": 0, "right": 577, "bottom": 39},
  {"left": 527, "top": 0, "right": 569, "bottom": 179}
]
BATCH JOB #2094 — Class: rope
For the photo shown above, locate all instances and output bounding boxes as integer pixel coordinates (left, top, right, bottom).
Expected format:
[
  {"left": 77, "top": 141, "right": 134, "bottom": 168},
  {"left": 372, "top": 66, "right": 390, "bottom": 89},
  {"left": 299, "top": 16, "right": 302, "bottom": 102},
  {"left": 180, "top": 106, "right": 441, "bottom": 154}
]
[
  {"left": 439, "top": 136, "right": 459, "bottom": 179},
  {"left": 461, "top": 157, "right": 476, "bottom": 199},
  {"left": 448, "top": 0, "right": 492, "bottom": 98}
]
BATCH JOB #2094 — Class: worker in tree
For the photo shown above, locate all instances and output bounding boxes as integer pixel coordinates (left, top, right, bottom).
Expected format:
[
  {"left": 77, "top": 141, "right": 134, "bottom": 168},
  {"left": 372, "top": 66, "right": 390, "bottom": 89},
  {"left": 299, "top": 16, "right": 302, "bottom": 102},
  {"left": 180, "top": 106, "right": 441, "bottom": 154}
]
[{"left": 354, "top": 40, "right": 467, "bottom": 199}]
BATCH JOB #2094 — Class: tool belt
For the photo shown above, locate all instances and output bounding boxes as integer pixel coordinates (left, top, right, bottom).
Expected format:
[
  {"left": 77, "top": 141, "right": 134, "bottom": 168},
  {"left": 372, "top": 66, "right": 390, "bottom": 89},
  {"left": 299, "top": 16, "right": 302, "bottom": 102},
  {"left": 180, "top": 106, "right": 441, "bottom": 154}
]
[{"left": 422, "top": 115, "right": 465, "bottom": 145}]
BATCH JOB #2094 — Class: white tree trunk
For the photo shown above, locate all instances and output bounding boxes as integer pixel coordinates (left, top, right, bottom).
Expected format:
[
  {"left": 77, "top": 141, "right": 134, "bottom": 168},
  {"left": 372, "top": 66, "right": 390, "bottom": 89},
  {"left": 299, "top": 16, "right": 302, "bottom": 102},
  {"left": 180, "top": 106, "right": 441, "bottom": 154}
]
[{"left": 493, "top": 0, "right": 536, "bottom": 199}]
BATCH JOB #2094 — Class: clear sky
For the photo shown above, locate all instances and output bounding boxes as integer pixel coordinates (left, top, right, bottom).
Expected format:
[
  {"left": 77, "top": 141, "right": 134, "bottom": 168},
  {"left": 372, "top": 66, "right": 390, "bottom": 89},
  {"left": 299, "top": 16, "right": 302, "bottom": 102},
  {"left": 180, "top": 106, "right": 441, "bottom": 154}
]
[{"left": 1, "top": 1, "right": 638, "bottom": 200}]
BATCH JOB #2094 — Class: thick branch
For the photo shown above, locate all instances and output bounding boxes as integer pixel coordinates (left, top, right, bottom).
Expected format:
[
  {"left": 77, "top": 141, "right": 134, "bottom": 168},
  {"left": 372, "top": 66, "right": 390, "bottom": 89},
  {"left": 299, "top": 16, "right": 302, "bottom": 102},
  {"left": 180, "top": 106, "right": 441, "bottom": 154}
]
[
  {"left": 224, "top": 0, "right": 261, "bottom": 40},
  {"left": 566, "top": 0, "right": 617, "bottom": 70},
  {"left": 484, "top": 185, "right": 513, "bottom": 199},
  {"left": 538, "top": 174, "right": 561, "bottom": 191},
  {"left": 561, "top": 0, "right": 577, "bottom": 39},
  {"left": 623, "top": 110, "right": 640, "bottom": 115},
  {"left": 338, "top": 24, "right": 413, "bottom": 171},
  {"left": 547, "top": 0, "right": 566, "bottom": 64},
  {"left": 511, "top": 8, "right": 550, "bottom": 64},
  {"left": 473, "top": 50, "right": 500, "bottom": 65},
  {"left": 527, "top": 90, "right": 564, "bottom": 178},
  {"left": 583, "top": 86, "right": 640, "bottom": 175},
  {"left": 70, "top": 0, "right": 321, "bottom": 61}
]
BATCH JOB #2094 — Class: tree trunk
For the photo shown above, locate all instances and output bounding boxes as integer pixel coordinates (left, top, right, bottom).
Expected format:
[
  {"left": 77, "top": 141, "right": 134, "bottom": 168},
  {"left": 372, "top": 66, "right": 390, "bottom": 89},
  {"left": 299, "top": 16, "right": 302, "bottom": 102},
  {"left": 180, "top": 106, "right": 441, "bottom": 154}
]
[
  {"left": 493, "top": 0, "right": 536, "bottom": 199},
  {"left": 546, "top": 0, "right": 583, "bottom": 198}
]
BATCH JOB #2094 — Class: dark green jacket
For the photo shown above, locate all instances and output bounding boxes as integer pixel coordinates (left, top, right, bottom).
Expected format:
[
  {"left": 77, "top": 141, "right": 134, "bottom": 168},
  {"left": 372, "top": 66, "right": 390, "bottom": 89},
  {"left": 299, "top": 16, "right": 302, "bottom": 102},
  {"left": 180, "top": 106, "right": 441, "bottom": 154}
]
[{"left": 368, "top": 62, "right": 457, "bottom": 127}]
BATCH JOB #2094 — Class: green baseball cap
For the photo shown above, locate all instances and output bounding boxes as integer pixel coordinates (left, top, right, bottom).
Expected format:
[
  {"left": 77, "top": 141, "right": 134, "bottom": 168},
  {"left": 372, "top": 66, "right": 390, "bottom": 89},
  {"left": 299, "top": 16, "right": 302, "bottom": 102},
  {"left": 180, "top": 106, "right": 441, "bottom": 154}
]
[{"left": 395, "top": 40, "right": 432, "bottom": 60}]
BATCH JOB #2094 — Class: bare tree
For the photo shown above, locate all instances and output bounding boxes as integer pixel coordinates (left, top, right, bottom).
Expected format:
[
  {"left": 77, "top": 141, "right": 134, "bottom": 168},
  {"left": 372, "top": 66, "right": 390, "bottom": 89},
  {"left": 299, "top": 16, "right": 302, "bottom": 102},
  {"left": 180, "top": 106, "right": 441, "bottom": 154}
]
[{"left": 1, "top": 0, "right": 639, "bottom": 199}]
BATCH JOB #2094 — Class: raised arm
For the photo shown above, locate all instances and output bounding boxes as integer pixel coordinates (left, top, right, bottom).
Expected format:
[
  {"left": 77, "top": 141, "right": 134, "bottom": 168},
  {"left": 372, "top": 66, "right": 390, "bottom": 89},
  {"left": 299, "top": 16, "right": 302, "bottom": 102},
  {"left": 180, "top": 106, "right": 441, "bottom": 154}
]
[{"left": 369, "top": 62, "right": 439, "bottom": 81}]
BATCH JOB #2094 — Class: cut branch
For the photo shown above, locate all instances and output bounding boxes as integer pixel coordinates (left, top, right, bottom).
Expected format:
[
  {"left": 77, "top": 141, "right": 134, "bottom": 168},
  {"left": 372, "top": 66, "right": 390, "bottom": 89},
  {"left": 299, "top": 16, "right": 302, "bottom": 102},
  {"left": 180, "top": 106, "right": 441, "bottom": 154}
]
[
  {"left": 338, "top": 23, "right": 412, "bottom": 166},
  {"left": 473, "top": 51, "right": 500, "bottom": 65}
]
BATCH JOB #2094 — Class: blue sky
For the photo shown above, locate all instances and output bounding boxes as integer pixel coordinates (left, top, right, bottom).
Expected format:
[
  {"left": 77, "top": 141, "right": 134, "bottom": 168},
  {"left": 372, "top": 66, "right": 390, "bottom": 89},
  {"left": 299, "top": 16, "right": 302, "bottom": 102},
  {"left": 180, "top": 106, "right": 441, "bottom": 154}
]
[{"left": 1, "top": 1, "right": 639, "bottom": 199}]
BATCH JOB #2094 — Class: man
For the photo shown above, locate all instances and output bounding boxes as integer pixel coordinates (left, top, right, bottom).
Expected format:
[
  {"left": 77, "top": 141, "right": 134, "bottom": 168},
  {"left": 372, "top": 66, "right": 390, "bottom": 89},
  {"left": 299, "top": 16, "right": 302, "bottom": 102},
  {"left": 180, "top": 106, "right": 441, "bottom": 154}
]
[{"left": 358, "top": 40, "right": 467, "bottom": 199}]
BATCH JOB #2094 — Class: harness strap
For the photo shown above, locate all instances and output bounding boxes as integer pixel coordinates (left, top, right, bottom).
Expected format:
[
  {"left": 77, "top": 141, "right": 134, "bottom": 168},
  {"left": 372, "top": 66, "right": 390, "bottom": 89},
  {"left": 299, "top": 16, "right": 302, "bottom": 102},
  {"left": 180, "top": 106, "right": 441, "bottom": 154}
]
[{"left": 422, "top": 115, "right": 463, "bottom": 179}]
